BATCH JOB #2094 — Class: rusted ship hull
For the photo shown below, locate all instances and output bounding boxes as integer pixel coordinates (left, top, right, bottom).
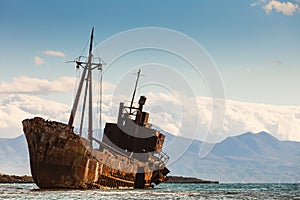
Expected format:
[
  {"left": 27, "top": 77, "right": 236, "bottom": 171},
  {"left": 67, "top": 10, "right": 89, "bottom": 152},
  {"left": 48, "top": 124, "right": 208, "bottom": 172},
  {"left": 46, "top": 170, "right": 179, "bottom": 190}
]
[
  {"left": 22, "top": 28, "right": 170, "bottom": 190},
  {"left": 23, "top": 117, "right": 169, "bottom": 189}
]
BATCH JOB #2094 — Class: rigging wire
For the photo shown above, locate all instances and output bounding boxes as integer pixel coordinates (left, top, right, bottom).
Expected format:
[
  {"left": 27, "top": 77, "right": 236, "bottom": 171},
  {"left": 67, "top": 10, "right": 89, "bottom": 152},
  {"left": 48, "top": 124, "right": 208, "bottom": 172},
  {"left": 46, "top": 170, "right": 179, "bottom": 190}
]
[
  {"left": 79, "top": 38, "right": 89, "bottom": 59},
  {"left": 77, "top": 38, "right": 90, "bottom": 138},
  {"left": 72, "top": 65, "right": 80, "bottom": 134},
  {"left": 93, "top": 37, "right": 101, "bottom": 62},
  {"left": 93, "top": 34, "right": 104, "bottom": 141},
  {"left": 99, "top": 66, "right": 103, "bottom": 140}
]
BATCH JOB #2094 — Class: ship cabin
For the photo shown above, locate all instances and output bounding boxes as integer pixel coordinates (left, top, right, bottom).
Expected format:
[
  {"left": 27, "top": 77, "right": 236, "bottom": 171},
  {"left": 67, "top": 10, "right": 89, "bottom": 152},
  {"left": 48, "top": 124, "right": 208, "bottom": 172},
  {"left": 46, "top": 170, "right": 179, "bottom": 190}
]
[{"left": 102, "top": 96, "right": 166, "bottom": 162}]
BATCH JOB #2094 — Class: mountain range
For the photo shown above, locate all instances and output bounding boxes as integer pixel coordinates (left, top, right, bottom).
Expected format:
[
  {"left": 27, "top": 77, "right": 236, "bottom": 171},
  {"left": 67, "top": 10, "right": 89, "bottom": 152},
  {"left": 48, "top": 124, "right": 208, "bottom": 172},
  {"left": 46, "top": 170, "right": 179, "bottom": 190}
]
[
  {"left": 0, "top": 131, "right": 299, "bottom": 183},
  {"left": 165, "top": 131, "right": 300, "bottom": 183}
]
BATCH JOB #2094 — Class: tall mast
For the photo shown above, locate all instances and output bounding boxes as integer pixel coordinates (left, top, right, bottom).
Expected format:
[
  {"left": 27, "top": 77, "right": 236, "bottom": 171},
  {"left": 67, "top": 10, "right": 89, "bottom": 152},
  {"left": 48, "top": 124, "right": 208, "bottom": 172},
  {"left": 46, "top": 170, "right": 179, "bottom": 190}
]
[
  {"left": 67, "top": 28, "right": 93, "bottom": 127},
  {"left": 68, "top": 27, "right": 99, "bottom": 149},
  {"left": 87, "top": 27, "right": 94, "bottom": 148}
]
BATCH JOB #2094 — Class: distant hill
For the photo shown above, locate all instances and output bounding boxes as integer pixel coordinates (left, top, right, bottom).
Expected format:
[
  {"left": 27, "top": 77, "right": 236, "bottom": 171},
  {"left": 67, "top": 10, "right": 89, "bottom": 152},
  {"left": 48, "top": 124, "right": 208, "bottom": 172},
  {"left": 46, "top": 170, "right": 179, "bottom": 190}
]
[
  {"left": 0, "top": 135, "right": 31, "bottom": 175},
  {"left": 1, "top": 132, "right": 299, "bottom": 183},
  {"left": 165, "top": 131, "right": 300, "bottom": 183}
]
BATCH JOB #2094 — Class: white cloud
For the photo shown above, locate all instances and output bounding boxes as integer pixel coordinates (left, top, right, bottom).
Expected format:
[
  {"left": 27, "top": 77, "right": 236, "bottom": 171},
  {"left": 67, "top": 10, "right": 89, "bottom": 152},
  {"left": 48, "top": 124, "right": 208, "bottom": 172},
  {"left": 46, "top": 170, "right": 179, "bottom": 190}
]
[
  {"left": 251, "top": 2, "right": 258, "bottom": 7},
  {"left": 251, "top": 0, "right": 299, "bottom": 16},
  {"left": 0, "top": 76, "right": 75, "bottom": 94},
  {"left": 43, "top": 50, "right": 65, "bottom": 57},
  {"left": 0, "top": 94, "right": 70, "bottom": 138},
  {"left": 271, "top": 60, "right": 283, "bottom": 65},
  {"left": 34, "top": 50, "right": 65, "bottom": 67},
  {"left": 244, "top": 68, "right": 252, "bottom": 74},
  {"left": 135, "top": 92, "right": 300, "bottom": 143},
  {"left": 0, "top": 76, "right": 115, "bottom": 95},
  {"left": 1, "top": 86, "right": 300, "bottom": 145},
  {"left": 34, "top": 56, "right": 45, "bottom": 66},
  {"left": 222, "top": 99, "right": 300, "bottom": 142},
  {"left": 263, "top": 0, "right": 299, "bottom": 15}
]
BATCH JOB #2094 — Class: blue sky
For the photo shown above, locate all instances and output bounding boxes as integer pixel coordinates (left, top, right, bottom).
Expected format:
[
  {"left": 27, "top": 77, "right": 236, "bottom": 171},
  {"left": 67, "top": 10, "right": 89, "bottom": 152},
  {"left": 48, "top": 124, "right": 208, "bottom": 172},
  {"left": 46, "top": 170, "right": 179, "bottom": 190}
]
[
  {"left": 1, "top": 0, "right": 300, "bottom": 105},
  {"left": 1, "top": 0, "right": 300, "bottom": 143}
]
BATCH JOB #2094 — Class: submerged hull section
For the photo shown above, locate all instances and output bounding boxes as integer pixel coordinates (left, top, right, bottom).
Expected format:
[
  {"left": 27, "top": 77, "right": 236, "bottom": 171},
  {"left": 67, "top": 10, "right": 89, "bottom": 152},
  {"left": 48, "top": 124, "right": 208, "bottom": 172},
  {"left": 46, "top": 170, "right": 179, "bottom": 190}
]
[{"left": 22, "top": 117, "right": 169, "bottom": 189}]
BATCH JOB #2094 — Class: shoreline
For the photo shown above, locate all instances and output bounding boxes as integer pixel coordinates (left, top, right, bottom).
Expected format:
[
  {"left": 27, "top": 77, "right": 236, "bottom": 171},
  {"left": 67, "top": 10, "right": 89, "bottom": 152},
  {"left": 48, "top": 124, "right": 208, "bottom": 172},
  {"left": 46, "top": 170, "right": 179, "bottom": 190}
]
[
  {"left": 0, "top": 174, "right": 219, "bottom": 184},
  {"left": 165, "top": 176, "right": 219, "bottom": 184},
  {"left": 0, "top": 174, "right": 33, "bottom": 183}
]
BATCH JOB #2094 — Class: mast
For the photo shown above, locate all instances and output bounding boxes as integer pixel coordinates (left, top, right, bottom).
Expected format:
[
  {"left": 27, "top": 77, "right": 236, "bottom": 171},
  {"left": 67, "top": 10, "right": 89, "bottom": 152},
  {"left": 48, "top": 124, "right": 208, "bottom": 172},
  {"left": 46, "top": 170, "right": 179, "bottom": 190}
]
[
  {"left": 87, "top": 27, "right": 94, "bottom": 148},
  {"left": 68, "top": 27, "right": 101, "bottom": 149}
]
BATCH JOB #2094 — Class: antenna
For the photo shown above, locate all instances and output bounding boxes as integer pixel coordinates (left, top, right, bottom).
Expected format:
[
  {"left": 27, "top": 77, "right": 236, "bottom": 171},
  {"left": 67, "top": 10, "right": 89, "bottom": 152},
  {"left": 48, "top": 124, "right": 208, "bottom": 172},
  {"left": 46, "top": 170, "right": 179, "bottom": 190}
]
[{"left": 129, "top": 69, "right": 143, "bottom": 114}]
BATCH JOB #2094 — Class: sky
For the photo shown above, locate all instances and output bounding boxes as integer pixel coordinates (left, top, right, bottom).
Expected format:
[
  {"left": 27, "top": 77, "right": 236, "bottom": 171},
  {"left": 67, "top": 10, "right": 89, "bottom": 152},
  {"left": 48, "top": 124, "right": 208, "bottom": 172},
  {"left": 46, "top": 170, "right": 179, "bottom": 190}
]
[{"left": 0, "top": 0, "right": 300, "bottom": 142}]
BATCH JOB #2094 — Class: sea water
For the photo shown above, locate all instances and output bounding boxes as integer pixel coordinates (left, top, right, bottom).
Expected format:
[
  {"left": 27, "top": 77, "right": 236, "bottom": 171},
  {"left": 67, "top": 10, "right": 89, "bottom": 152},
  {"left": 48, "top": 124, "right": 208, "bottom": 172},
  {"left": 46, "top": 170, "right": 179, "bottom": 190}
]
[{"left": 0, "top": 183, "right": 299, "bottom": 199}]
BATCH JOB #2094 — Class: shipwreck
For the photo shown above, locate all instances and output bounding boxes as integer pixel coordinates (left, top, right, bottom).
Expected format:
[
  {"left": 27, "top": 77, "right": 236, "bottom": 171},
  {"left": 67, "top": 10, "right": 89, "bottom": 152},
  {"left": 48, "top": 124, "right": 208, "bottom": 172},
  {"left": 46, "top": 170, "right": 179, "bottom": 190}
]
[{"left": 22, "top": 28, "right": 170, "bottom": 189}]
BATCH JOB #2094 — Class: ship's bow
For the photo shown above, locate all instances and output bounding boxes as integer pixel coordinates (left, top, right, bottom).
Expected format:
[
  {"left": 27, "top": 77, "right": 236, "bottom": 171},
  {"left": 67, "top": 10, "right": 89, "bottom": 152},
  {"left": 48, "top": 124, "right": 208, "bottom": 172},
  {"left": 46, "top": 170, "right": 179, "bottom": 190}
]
[{"left": 22, "top": 117, "right": 89, "bottom": 189}]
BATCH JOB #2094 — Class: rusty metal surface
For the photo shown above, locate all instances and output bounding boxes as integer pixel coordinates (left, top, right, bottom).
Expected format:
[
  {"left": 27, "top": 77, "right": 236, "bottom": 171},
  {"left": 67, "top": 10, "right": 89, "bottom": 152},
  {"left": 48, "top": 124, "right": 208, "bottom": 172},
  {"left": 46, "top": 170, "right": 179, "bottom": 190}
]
[{"left": 22, "top": 117, "right": 169, "bottom": 189}]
